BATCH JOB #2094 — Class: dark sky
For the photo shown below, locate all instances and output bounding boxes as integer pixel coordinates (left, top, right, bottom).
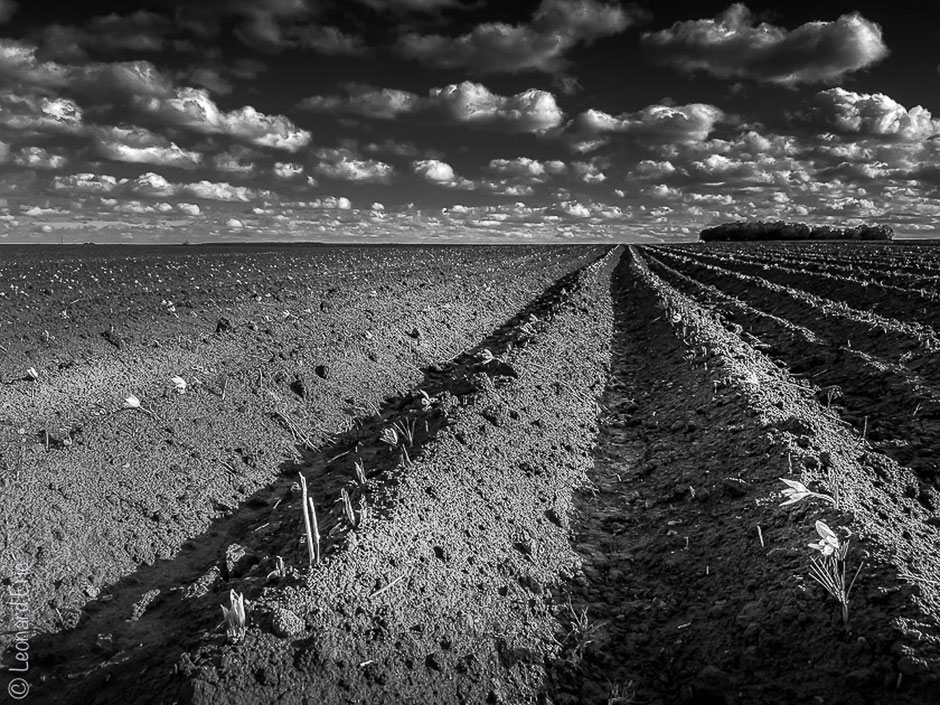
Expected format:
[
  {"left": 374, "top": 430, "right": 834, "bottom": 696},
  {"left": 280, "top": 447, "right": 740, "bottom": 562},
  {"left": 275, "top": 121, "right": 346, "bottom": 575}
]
[{"left": 1, "top": 0, "right": 938, "bottom": 242}]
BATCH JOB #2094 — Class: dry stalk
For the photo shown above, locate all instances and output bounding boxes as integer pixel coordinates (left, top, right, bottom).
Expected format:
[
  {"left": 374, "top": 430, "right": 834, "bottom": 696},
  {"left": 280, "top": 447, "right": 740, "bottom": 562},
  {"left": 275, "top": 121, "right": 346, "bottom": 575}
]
[
  {"left": 298, "top": 473, "right": 320, "bottom": 566},
  {"left": 341, "top": 487, "right": 357, "bottom": 528}
]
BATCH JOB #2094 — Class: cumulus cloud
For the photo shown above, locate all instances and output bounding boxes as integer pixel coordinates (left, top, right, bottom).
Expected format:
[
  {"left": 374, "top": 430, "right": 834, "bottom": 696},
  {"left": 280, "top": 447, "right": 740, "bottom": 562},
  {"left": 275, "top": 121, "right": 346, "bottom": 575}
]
[
  {"left": 181, "top": 180, "right": 256, "bottom": 201},
  {"left": 0, "top": 39, "right": 173, "bottom": 98},
  {"left": 301, "top": 81, "right": 564, "bottom": 133},
  {"left": 312, "top": 196, "right": 352, "bottom": 209},
  {"left": 804, "top": 88, "right": 939, "bottom": 142},
  {"left": 571, "top": 160, "right": 607, "bottom": 183},
  {"left": 274, "top": 162, "right": 304, "bottom": 179},
  {"left": 642, "top": 4, "right": 889, "bottom": 86},
  {"left": 314, "top": 148, "right": 394, "bottom": 183},
  {"left": 0, "top": 93, "right": 83, "bottom": 133},
  {"left": 212, "top": 148, "right": 257, "bottom": 174},
  {"left": 430, "top": 82, "right": 563, "bottom": 132},
  {"left": 688, "top": 154, "right": 772, "bottom": 183},
  {"left": 301, "top": 83, "right": 421, "bottom": 119},
  {"left": 571, "top": 103, "right": 724, "bottom": 143},
  {"left": 397, "top": 0, "right": 642, "bottom": 74},
  {"left": 557, "top": 200, "right": 592, "bottom": 218},
  {"left": 632, "top": 159, "right": 677, "bottom": 179},
  {"left": 14, "top": 147, "right": 67, "bottom": 170},
  {"left": 94, "top": 126, "right": 203, "bottom": 169},
  {"left": 413, "top": 158, "right": 455, "bottom": 183},
  {"left": 52, "top": 172, "right": 123, "bottom": 193},
  {"left": 488, "top": 157, "right": 550, "bottom": 179},
  {"left": 177, "top": 202, "right": 201, "bottom": 215},
  {"left": 485, "top": 158, "right": 567, "bottom": 194},
  {"left": 128, "top": 171, "right": 177, "bottom": 197},
  {"left": 412, "top": 159, "right": 476, "bottom": 189},
  {"left": 136, "top": 87, "right": 311, "bottom": 151}
]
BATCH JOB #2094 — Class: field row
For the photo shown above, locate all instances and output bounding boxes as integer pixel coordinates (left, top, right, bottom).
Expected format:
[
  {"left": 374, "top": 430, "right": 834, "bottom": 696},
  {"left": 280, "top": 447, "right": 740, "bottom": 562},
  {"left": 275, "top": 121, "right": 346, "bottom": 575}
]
[
  {"left": 644, "top": 246, "right": 940, "bottom": 493},
  {"left": 0, "top": 245, "right": 602, "bottom": 649}
]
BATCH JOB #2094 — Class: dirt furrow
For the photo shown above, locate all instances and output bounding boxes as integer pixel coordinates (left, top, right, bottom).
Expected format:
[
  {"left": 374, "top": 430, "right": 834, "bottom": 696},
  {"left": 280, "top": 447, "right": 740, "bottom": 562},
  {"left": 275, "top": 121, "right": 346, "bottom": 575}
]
[
  {"left": 549, "top": 247, "right": 940, "bottom": 704},
  {"left": 647, "top": 247, "right": 940, "bottom": 373},
  {"left": 667, "top": 244, "right": 940, "bottom": 286},
  {"left": 669, "top": 243, "right": 940, "bottom": 275},
  {"left": 645, "top": 250, "right": 940, "bottom": 497},
  {"left": 661, "top": 247, "right": 940, "bottom": 329}
]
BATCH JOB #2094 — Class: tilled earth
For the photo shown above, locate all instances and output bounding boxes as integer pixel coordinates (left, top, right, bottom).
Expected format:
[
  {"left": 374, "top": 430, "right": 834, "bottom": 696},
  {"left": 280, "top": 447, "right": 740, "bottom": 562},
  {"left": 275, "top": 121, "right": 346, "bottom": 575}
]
[
  {"left": 0, "top": 244, "right": 601, "bottom": 648},
  {"left": 2, "top": 242, "right": 939, "bottom": 704}
]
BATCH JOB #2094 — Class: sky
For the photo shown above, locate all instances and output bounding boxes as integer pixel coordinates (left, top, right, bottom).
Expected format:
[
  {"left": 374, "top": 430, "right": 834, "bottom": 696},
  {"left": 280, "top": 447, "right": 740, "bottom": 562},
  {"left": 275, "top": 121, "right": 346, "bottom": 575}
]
[{"left": 0, "top": 0, "right": 939, "bottom": 243}]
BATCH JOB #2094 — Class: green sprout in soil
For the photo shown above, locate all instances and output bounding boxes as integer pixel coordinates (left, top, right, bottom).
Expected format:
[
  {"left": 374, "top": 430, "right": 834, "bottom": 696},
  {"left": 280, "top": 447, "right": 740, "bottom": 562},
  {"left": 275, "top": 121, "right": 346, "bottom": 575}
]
[
  {"left": 607, "top": 681, "right": 637, "bottom": 705},
  {"left": 298, "top": 473, "right": 321, "bottom": 566},
  {"left": 340, "top": 487, "right": 357, "bottom": 528},
  {"left": 392, "top": 418, "right": 417, "bottom": 447},
  {"left": 779, "top": 478, "right": 836, "bottom": 507},
  {"left": 357, "top": 495, "right": 370, "bottom": 525},
  {"left": 477, "top": 348, "right": 496, "bottom": 365},
  {"left": 221, "top": 590, "right": 247, "bottom": 642},
  {"left": 559, "top": 601, "right": 606, "bottom": 664},
  {"left": 380, "top": 425, "right": 411, "bottom": 465},
  {"left": 266, "top": 556, "right": 287, "bottom": 582},
  {"left": 417, "top": 389, "right": 433, "bottom": 411},
  {"left": 122, "top": 394, "right": 155, "bottom": 419},
  {"left": 807, "top": 520, "right": 864, "bottom": 626},
  {"left": 379, "top": 427, "right": 399, "bottom": 447}
]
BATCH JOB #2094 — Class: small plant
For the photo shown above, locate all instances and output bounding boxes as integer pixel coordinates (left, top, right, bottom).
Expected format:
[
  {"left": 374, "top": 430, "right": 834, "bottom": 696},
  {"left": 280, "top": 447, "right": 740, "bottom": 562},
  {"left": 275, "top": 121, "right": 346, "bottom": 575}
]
[
  {"left": 477, "top": 348, "right": 496, "bottom": 365},
  {"left": 417, "top": 390, "right": 433, "bottom": 411},
  {"left": 559, "top": 601, "right": 605, "bottom": 663},
  {"left": 170, "top": 376, "right": 187, "bottom": 394},
  {"left": 380, "top": 427, "right": 399, "bottom": 447},
  {"left": 221, "top": 590, "right": 247, "bottom": 642},
  {"left": 354, "top": 460, "right": 367, "bottom": 485},
  {"left": 122, "top": 394, "right": 155, "bottom": 418},
  {"left": 807, "top": 521, "right": 864, "bottom": 625},
  {"left": 340, "top": 487, "right": 357, "bottom": 528},
  {"left": 357, "top": 495, "right": 370, "bottom": 525},
  {"left": 607, "top": 681, "right": 637, "bottom": 705},
  {"left": 266, "top": 555, "right": 287, "bottom": 581},
  {"left": 779, "top": 478, "right": 835, "bottom": 507},
  {"left": 392, "top": 418, "right": 417, "bottom": 447},
  {"left": 25, "top": 367, "right": 39, "bottom": 381}
]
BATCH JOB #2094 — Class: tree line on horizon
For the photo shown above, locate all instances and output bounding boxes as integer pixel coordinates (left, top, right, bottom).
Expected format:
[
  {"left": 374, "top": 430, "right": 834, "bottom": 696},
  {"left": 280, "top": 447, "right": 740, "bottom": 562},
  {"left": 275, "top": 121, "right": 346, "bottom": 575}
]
[{"left": 700, "top": 220, "right": 895, "bottom": 242}]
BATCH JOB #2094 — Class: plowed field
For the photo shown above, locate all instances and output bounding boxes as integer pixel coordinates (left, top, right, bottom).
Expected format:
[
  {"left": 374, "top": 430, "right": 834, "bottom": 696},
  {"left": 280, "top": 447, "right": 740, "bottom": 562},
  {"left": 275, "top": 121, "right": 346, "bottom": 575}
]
[{"left": 1, "top": 242, "right": 938, "bottom": 704}]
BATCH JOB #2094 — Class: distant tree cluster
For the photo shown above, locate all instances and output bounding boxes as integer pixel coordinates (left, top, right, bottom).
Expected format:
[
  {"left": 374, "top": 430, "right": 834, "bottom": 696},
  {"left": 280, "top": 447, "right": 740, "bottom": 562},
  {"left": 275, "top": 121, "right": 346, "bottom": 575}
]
[{"left": 700, "top": 220, "right": 895, "bottom": 242}]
